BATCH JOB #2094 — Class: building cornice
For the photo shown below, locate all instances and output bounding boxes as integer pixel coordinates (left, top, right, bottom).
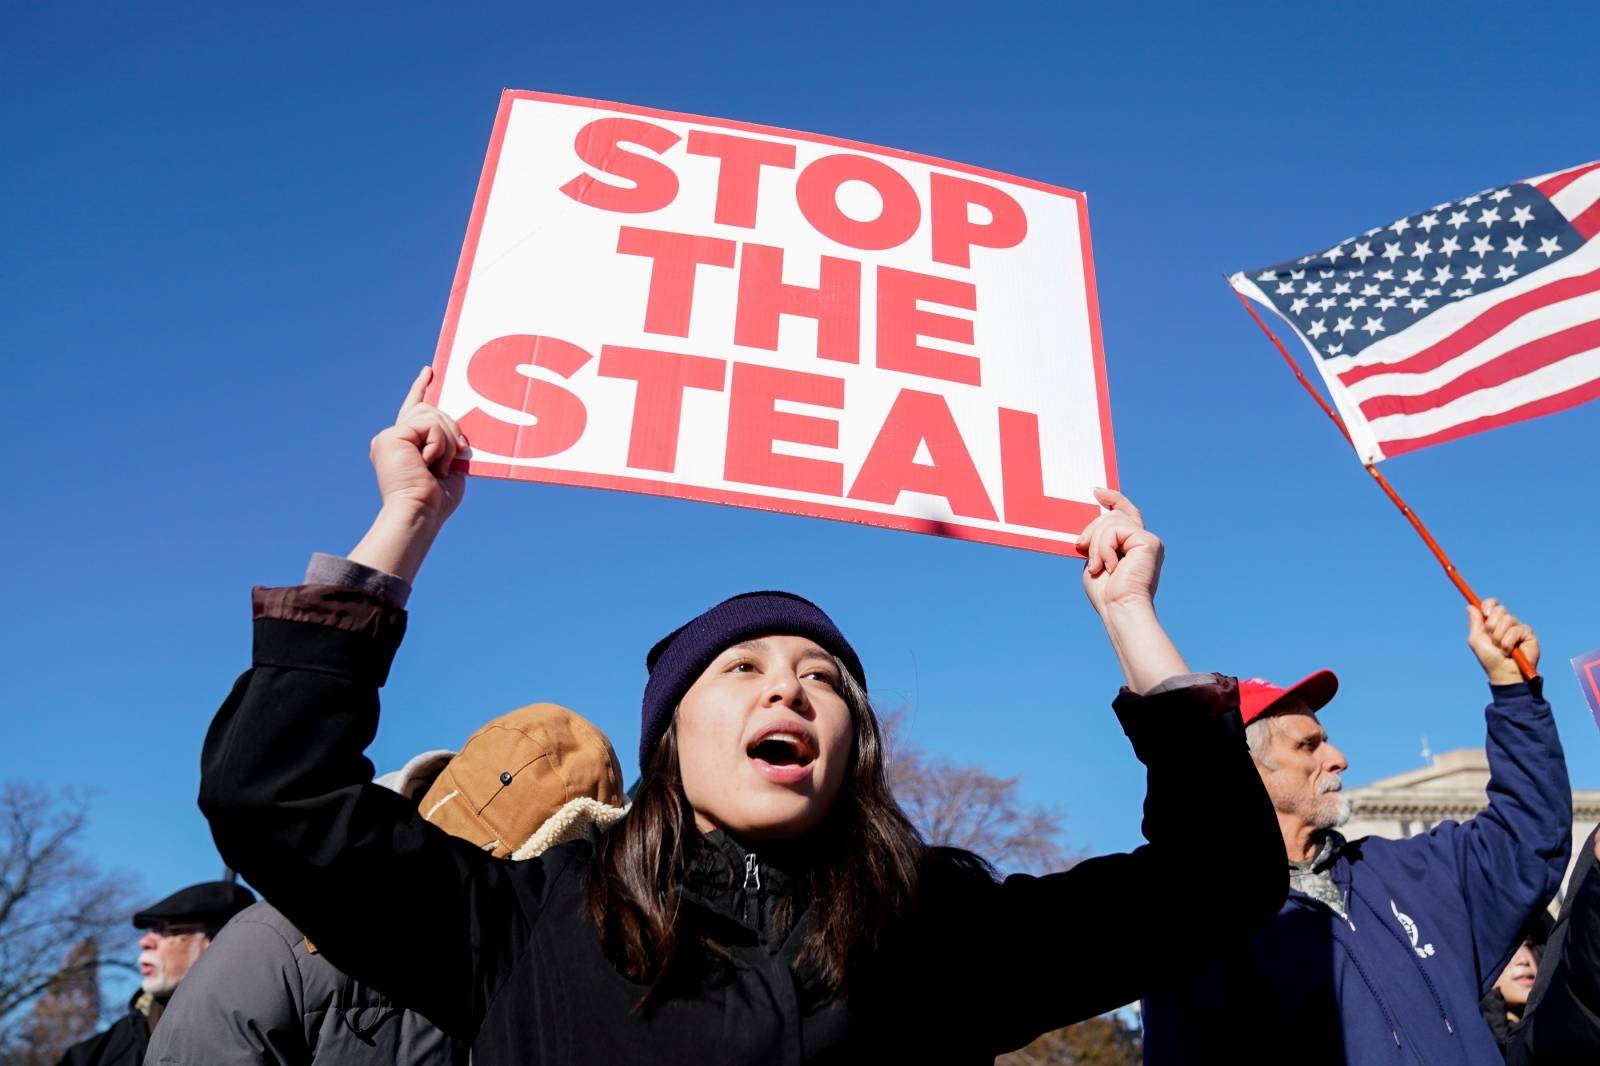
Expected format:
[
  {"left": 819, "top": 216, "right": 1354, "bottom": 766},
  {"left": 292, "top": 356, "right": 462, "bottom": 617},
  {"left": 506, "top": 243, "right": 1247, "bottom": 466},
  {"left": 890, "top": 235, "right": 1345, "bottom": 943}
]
[{"left": 1350, "top": 795, "right": 1600, "bottom": 821}]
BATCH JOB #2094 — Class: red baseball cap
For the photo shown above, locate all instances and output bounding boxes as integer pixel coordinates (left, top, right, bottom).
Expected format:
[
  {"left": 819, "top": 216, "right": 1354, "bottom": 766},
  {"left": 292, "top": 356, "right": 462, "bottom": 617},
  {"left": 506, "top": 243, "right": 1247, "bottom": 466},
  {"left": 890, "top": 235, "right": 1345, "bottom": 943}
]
[{"left": 1238, "top": 670, "right": 1339, "bottom": 726}]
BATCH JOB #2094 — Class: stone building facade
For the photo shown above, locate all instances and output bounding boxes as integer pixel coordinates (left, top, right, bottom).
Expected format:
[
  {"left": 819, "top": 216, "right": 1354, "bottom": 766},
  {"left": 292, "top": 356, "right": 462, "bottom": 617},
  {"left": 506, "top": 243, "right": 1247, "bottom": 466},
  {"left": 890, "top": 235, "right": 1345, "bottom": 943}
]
[{"left": 1342, "top": 748, "right": 1600, "bottom": 899}]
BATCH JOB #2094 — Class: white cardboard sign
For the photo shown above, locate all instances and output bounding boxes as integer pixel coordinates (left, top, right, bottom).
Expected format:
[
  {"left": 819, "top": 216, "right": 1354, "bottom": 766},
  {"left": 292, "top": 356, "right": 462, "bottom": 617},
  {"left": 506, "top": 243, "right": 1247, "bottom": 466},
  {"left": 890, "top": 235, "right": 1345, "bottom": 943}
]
[{"left": 429, "top": 91, "right": 1116, "bottom": 555}]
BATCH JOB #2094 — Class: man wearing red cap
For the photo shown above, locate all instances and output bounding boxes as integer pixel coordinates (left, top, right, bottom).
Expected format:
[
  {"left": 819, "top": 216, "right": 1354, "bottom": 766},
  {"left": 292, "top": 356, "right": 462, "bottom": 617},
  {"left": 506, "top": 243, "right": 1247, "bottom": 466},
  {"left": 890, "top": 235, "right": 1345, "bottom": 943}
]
[{"left": 1141, "top": 599, "right": 1572, "bottom": 1066}]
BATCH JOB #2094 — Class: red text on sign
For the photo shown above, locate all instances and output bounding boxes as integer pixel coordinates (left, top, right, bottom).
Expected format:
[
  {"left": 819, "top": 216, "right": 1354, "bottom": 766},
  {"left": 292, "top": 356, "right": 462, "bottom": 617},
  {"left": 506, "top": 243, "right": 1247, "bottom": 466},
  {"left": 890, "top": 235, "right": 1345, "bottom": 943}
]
[
  {"left": 457, "top": 336, "right": 1087, "bottom": 535},
  {"left": 562, "top": 119, "right": 1028, "bottom": 267}
]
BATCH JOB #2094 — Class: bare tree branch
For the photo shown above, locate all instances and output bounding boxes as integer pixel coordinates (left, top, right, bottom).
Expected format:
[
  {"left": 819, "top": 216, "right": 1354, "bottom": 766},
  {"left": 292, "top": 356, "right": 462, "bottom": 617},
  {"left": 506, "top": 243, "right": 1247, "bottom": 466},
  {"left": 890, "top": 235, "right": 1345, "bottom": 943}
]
[
  {"left": 0, "top": 784, "right": 140, "bottom": 1061},
  {"left": 997, "top": 1013, "right": 1143, "bottom": 1065},
  {"left": 883, "top": 711, "right": 1078, "bottom": 877}
]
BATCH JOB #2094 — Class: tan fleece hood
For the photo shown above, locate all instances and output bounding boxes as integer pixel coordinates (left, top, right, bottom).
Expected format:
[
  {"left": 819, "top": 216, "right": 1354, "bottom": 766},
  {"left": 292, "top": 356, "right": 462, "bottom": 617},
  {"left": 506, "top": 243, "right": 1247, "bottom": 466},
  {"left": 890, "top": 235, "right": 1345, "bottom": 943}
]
[{"left": 419, "top": 703, "right": 627, "bottom": 858}]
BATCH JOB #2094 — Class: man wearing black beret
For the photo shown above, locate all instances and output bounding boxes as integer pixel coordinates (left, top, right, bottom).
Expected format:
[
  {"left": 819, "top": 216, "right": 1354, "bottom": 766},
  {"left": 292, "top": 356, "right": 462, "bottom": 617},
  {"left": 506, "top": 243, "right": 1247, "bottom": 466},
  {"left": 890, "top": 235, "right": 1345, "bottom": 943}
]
[{"left": 56, "top": 880, "right": 253, "bottom": 1066}]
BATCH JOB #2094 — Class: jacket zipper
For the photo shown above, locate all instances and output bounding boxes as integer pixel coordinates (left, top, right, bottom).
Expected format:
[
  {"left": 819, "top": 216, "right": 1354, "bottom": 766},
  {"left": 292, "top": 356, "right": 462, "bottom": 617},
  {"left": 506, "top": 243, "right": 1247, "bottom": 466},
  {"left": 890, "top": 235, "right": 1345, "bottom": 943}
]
[
  {"left": 1302, "top": 844, "right": 1447, "bottom": 1060},
  {"left": 743, "top": 853, "right": 762, "bottom": 929},
  {"left": 1294, "top": 892, "right": 1410, "bottom": 1055},
  {"left": 1362, "top": 893, "right": 1456, "bottom": 1037}
]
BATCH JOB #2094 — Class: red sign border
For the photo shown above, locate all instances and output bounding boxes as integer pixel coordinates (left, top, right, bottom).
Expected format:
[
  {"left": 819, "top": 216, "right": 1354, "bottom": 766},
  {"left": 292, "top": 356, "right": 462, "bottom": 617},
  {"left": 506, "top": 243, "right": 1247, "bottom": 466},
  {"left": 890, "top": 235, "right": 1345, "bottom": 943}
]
[
  {"left": 428, "top": 89, "right": 1118, "bottom": 558},
  {"left": 1582, "top": 655, "right": 1600, "bottom": 711}
]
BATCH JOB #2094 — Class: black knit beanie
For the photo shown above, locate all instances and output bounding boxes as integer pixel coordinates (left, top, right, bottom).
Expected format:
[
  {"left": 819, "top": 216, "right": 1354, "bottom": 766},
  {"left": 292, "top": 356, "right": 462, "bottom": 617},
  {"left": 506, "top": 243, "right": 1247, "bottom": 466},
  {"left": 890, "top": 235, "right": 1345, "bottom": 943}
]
[{"left": 638, "top": 591, "right": 866, "bottom": 772}]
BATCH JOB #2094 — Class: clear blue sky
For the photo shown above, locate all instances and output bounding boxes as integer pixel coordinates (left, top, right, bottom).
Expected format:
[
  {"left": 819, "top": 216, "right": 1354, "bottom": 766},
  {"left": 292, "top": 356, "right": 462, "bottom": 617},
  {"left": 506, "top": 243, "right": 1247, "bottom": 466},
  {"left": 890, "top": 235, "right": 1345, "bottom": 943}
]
[{"left": 5, "top": 1, "right": 1598, "bottom": 978}]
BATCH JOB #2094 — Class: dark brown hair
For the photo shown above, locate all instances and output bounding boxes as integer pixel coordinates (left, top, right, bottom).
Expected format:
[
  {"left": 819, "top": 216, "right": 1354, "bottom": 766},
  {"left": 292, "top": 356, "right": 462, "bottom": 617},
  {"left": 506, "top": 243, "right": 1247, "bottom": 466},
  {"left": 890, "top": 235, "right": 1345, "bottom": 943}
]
[{"left": 584, "top": 657, "right": 928, "bottom": 1009}]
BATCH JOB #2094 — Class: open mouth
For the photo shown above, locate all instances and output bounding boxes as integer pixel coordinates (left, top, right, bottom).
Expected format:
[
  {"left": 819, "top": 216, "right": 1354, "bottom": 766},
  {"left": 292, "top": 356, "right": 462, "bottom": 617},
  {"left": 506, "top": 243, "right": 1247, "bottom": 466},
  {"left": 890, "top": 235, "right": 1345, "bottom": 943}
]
[{"left": 746, "top": 730, "right": 817, "bottom": 768}]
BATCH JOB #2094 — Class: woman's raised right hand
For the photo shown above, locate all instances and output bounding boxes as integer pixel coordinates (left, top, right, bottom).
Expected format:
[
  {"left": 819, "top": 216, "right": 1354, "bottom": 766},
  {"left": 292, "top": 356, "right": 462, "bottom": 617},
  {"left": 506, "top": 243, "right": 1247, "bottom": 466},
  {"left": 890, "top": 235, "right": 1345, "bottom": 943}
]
[
  {"left": 371, "top": 366, "right": 468, "bottom": 524},
  {"left": 347, "top": 367, "right": 468, "bottom": 583}
]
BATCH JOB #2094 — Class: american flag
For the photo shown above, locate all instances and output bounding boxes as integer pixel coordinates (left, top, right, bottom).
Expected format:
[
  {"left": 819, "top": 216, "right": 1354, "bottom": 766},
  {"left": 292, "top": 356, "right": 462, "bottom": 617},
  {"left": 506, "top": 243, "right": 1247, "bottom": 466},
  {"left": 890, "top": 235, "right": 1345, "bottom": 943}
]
[{"left": 1231, "top": 159, "right": 1600, "bottom": 462}]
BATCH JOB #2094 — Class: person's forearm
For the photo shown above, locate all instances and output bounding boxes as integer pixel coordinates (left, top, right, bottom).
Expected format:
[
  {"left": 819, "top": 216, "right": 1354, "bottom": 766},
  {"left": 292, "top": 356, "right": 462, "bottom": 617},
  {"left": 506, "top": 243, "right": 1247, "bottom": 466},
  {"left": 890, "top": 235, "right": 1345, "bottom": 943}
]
[
  {"left": 199, "top": 587, "right": 488, "bottom": 1040},
  {"left": 1100, "top": 599, "right": 1189, "bottom": 694},
  {"left": 347, "top": 502, "right": 445, "bottom": 585}
]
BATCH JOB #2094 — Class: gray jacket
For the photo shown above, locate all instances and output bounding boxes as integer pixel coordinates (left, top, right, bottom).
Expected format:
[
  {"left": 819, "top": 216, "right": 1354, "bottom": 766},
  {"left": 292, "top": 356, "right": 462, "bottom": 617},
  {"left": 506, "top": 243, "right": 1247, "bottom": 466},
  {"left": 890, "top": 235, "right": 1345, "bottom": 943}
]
[
  {"left": 144, "top": 750, "right": 461, "bottom": 1066},
  {"left": 143, "top": 900, "right": 461, "bottom": 1066}
]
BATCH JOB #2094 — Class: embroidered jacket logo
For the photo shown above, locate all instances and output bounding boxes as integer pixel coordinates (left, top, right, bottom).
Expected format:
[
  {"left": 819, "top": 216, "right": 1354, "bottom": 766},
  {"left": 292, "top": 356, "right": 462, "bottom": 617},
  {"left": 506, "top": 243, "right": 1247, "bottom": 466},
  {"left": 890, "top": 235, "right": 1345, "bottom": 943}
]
[{"left": 1391, "top": 899, "right": 1436, "bottom": 958}]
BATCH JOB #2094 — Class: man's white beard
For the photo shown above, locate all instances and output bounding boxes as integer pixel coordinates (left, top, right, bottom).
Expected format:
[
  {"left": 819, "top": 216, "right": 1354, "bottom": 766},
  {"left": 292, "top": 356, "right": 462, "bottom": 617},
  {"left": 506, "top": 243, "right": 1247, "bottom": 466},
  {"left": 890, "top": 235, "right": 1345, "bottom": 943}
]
[
  {"left": 140, "top": 973, "right": 178, "bottom": 997},
  {"left": 139, "top": 961, "right": 180, "bottom": 998},
  {"left": 1311, "top": 778, "right": 1351, "bottom": 829}
]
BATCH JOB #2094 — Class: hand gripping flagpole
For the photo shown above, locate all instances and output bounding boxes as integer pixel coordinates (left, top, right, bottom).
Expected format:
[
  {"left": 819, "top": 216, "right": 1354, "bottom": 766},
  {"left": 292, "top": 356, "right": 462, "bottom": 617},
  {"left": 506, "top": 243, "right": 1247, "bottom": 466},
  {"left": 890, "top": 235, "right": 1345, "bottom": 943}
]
[{"left": 1229, "top": 285, "right": 1536, "bottom": 681}]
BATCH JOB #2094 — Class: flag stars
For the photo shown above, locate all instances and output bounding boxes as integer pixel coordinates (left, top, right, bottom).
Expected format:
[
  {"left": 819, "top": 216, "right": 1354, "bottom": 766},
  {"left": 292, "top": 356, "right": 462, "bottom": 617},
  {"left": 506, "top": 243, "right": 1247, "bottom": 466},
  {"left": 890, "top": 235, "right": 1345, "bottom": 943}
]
[{"left": 1243, "top": 182, "right": 1576, "bottom": 362}]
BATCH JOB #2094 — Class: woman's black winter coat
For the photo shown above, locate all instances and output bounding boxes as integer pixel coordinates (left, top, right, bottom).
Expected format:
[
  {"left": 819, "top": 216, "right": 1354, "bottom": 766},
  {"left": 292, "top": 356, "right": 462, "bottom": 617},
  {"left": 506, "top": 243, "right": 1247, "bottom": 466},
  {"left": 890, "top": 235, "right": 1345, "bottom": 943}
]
[
  {"left": 1509, "top": 824, "right": 1600, "bottom": 1063},
  {"left": 198, "top": 584, "right": 1287, "bottom": 1065}
]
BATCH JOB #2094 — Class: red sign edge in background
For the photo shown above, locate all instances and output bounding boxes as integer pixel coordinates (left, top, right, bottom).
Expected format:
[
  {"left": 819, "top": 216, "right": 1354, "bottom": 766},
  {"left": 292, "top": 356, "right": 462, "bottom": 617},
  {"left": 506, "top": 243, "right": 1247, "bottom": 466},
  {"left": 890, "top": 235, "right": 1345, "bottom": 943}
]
[
  {"left": 426, "top": 89, "right": 1118, "bottom": 558},
  {"left": 1575, "top": 648, "right": 1600, "bottom": 728}
]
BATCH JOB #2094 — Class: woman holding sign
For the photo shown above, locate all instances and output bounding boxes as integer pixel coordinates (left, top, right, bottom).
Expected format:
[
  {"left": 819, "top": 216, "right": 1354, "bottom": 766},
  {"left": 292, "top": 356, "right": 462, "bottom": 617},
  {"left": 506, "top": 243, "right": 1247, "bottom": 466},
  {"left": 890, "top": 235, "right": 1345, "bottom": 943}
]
[{"left": 199, "top": 367, "right": 1286, "bottom": 1063}]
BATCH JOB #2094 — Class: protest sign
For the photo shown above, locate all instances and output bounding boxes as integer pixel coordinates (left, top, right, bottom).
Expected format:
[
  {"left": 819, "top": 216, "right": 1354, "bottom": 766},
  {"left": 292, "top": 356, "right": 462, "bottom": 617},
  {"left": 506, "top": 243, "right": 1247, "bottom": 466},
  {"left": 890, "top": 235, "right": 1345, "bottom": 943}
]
[
  {"left": 1573, "top": 648, "right": 1600, "bottom": 730},
  {"left": 428, "top": 91, "right": 1116, "bottom": 555}
]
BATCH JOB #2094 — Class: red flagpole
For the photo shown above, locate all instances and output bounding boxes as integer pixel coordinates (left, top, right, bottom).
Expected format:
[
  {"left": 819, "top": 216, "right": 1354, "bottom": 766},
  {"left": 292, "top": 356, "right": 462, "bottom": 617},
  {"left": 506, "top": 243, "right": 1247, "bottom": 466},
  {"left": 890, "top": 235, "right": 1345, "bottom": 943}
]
[{"left": 1229, "top": 283, "right": 1535, "bottom": 680}]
